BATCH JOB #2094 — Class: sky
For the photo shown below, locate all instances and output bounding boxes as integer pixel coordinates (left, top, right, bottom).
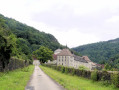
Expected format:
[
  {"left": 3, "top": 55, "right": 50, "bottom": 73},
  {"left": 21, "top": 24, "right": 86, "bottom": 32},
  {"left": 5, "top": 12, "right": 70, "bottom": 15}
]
[{"left": 0, "top": 0, "right": 119, "bottom": 48}]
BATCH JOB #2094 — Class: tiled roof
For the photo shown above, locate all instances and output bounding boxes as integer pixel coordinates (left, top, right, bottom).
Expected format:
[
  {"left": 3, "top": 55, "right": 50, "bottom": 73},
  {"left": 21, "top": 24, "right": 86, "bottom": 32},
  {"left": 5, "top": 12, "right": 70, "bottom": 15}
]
[
  {"left": 57, "top": 49, "right": 73, "bottom": 56},
  {"left": 54, "top": 49, "right": 62, "bottom": 54},
  {"left": 82, "top": 56, "right": 91, "bottom": 62},
  {"left": 74, "top": 55, "right": 88, "bottom": 63}
]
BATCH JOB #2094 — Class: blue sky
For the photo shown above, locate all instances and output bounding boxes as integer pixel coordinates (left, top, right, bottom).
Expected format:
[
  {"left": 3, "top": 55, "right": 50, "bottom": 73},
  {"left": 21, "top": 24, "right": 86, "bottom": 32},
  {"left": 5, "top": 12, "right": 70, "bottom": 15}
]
[{"left": 0, "top": 0, "right": 119, "bottom": 48}]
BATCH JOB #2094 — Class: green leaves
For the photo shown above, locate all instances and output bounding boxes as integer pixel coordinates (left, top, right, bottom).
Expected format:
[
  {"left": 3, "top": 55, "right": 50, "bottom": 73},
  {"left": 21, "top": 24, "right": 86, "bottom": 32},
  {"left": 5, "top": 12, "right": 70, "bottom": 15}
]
[{"left": 33, "top": 46, "right": 53, "bottom": 63}]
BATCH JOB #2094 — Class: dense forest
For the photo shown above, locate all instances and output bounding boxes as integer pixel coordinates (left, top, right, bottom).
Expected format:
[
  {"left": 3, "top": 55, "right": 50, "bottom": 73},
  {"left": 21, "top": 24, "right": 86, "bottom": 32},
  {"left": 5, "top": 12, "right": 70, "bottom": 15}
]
[
  {"left": 0, "top": 14, "right": 65, "bottom": 60},
  {"left": 0, "top": 14, "right": 64, "bottom": 51},
  {"left": 72, "top": 39, "right": 119, "bottom": 69}
]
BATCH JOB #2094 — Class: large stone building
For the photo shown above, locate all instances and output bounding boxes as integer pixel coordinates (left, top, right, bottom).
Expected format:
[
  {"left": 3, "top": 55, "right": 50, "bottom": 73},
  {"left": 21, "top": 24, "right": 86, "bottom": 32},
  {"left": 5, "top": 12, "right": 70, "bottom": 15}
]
[
  {"left": 56, "top": 49, "right": 96, "bottom": 70},
  {"left": 47, "top": 49, "right": 62, "bottom": 64}
]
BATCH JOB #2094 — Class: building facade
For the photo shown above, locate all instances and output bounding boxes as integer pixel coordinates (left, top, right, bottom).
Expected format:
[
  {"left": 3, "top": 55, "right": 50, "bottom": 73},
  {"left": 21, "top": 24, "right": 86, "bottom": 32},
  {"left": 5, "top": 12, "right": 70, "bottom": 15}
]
[{"left": 56, "top": 49, "right": 96, "bottom": 70}]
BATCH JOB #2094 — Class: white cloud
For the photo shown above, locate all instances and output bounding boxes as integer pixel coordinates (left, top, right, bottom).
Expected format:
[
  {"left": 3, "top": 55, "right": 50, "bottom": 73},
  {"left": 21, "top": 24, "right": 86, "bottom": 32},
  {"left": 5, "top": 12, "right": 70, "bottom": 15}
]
[
  {"left": 32, "top": 23, "right": 100, "bottom": 48},
  {"left": 59, "top": 28, "right": 100, "bottom": 48},
  {"left": 0, "top": 0, "right": 119, "bottom": 47},
  {"left": 106, "top": 16, "right": 119, "bottom": 23}
]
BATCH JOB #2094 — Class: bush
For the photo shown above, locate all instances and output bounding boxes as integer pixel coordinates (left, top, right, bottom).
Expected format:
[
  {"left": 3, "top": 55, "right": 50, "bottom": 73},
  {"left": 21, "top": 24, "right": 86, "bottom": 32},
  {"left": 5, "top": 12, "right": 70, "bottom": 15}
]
[
  {"left": 91, "top": 71, "right": 98, "bottom": 81},
  {"left": 61, "top": 66, "right": 65, "bottom": 73},
  {"left": 43, "top": 64, "right": 119, "bottom": 88},
  {"left": 21, "top": 67, "right": 29, "bottom": 72},
  {"left": 111, "top": 72, "right": 119, "bottom": 88},
  {"left": 100, "top": 71, "right": 111, "bottom": 81},
  {"left": 64, "top": 67, "right": 68, "bottom": 74},
  {"left": 70, "top": 68, "right": 75, "bottom": 75},
  {"left": 78, "top": 65, "right": 89, "bottom": 70}
]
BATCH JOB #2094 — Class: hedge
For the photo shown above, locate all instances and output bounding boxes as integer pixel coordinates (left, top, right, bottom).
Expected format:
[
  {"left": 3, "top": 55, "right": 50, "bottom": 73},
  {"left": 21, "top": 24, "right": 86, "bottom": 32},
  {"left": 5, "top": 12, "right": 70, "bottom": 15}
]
[{"left": 42, "top": 64, "right": 119, "bottom": 88}]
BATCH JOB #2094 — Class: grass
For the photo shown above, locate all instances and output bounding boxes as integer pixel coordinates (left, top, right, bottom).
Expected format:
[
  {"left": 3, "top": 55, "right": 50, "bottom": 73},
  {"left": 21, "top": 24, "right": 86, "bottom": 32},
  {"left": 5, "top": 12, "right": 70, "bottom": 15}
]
[
  {"left": 0, "top": 65, "right": 34, "bottom": 90},
  {"left": 40, "top": 65, "right": 118, "bottom": 90}
]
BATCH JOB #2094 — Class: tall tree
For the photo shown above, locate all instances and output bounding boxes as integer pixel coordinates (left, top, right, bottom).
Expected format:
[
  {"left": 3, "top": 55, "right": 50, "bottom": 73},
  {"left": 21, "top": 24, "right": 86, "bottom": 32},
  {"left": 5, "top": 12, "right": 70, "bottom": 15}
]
[
  {"left": 0, "top": 18, "right": 15, "bottom": 70},
  {"left": 33, "top": 46, "right": 53, "bottom": 63}
]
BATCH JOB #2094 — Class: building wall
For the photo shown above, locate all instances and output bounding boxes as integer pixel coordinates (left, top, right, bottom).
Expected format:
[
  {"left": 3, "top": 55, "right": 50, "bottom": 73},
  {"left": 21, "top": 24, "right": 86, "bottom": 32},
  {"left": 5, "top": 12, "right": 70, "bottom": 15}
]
[
  {"left": 57, "top": 55, "right": 94, "bottom": 70},
  {"left": 57, "top": 56, "right": 71, "bottom": 67},
  {"left": 73, "top": 60, "right": 92, "bottom": 70}
]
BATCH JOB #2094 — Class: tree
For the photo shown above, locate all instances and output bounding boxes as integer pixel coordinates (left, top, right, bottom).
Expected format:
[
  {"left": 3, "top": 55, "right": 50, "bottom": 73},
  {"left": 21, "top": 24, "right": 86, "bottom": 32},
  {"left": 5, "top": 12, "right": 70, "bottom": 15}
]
[
  {"left": 33, "top": 46, "right": 53, "bottom": 63},
  {"left": 104, "top": 63, "right": 111, "bottom": 70},
  {"left": 0, "top": 18, "right": 15, "bottom": 70}
]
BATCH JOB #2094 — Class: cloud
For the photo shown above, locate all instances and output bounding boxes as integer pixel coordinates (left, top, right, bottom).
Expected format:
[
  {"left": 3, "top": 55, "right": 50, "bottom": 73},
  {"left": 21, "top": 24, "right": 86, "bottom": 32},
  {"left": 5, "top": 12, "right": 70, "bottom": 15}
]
[
  {"left": 106, "top": 16, "right": 119, "bottom": 23},
  {"left": 1, "top": 0, "right": 119, "bottom": 47}
]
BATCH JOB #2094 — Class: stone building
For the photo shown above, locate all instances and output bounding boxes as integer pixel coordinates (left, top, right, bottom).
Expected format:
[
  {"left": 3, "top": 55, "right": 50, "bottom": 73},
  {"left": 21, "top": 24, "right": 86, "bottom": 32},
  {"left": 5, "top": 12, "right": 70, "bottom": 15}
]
[
  {"left": 57, "top": 49, "right": 74, "bottom": 67},
  {"left": 56, "top": 49, "right": 96, "bottom": 70},
  {"left": 47, "top": 49, "right": 62, "bottom": 64},
  {"left": 54, "top": 49, "right": 62, "bottom": 55}
]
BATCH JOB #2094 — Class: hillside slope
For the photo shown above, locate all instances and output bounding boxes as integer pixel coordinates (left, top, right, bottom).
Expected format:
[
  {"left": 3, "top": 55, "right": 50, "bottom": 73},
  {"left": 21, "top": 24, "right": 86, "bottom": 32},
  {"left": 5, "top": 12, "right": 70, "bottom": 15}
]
[
  {"left": 72, "top": 38, "right": 119, "bottom": 63},
  {"left": 0, "top": 14, "right": 64, "bottom": 51}
]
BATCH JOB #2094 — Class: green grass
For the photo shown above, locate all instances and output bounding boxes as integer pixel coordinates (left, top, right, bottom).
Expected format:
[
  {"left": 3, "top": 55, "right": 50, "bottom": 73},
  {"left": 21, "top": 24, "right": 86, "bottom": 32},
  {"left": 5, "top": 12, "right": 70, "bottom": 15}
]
[
  {"left": 40, "top": 65, "right": 118, "bottom": 90},
  {"left": 0, "top": 65, "right": 34, "bottom": 90}
]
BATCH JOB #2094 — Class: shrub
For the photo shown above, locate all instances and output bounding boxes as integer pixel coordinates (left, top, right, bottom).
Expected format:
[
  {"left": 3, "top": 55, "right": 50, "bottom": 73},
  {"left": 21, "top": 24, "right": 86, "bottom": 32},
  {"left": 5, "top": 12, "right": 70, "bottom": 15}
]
[
  {"left": 111, "top": 72, "right": 119, "bottom": 88},
  {"left": 78, "top": 65, "right": 89, "bottom": 70},
  {"left": 64, "top": 67, "right": 68, "bottom": 74},
  {"left": 43, "top": 64, "right": 119, "bottom": 88},
  {"left": 100, "top": 71, "right": 111, "bottom": 81},
  {"left": 21, "top": 67, "right": 29, "bottom": 72},
  {"left": 71, "top": 68, "right": 75, "bottom": 75},
  {"left": 61, "top": 66, "right": 65, "bottom": 73},
  {"left": 91, "top": 71, "right": 98, "bottom": 81}
]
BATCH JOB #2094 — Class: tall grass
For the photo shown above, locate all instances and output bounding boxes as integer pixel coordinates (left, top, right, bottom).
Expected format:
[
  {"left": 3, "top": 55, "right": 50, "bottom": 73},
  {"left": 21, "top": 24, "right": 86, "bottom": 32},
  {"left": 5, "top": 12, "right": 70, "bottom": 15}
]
[
  {"left": 40, "top": 65, "right": 118, "bottom": 90},
  {"left": 0, "top": 65, "right": 34, "bottom": 90}
]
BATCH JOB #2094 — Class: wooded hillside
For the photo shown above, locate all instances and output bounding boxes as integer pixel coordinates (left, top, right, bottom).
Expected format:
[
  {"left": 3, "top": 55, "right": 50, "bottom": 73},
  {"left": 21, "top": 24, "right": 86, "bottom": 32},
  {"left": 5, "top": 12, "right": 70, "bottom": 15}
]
[
  {"left": 0, "top": 14, "right": 64, "bottom": 52},
  {"left": 72, "top": 38, "right": 119, "bottom": 64},
  {"left": 0, "top": 14, "right": 65, "bottom": 70}
]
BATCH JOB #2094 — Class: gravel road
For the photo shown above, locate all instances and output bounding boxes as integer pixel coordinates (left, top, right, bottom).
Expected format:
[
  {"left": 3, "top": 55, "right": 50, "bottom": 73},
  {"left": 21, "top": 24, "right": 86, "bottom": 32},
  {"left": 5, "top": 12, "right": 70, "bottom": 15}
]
[{"left": 25, "top": 65, "right": 64, "bottom": 90}]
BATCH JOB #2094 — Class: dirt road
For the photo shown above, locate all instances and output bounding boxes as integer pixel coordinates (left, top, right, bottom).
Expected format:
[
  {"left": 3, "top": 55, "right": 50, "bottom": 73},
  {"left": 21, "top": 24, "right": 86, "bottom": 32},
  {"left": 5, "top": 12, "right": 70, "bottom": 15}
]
[{"left": 25, "top": 65, "right": 64, "bottom": 90}]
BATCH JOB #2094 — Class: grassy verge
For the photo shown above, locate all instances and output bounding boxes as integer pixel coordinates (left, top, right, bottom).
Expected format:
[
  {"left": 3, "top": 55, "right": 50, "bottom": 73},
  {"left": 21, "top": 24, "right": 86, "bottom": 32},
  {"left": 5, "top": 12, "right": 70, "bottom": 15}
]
[
  {"left": 40, "top": 65, "right": 118, "bottom": 90},
  {"left": 0, "top": 65, "right": 34, "bottom": 90}
]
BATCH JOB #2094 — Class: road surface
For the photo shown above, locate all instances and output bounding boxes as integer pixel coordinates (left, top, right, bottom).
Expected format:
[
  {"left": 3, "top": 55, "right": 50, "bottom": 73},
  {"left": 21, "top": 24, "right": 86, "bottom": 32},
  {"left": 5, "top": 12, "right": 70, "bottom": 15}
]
[{"left": 25, "top": 65, "right": 64, "bottom": 90}]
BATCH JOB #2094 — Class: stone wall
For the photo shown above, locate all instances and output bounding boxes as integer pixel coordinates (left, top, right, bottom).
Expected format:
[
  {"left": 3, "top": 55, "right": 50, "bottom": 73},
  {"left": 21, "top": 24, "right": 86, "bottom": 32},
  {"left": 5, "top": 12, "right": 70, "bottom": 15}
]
[{"left": 0, "top": 57, "right": 29, "bottom": 72}]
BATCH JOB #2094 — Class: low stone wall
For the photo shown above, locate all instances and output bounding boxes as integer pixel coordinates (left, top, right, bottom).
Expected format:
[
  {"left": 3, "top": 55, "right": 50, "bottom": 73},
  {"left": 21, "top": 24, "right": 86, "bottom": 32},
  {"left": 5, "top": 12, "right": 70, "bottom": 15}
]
[
  {"left": 43, "top": 64, "right": 119, "bottom": 88},
  {"left": 0, "top": 57, "right": 29, "bottom": 72}
]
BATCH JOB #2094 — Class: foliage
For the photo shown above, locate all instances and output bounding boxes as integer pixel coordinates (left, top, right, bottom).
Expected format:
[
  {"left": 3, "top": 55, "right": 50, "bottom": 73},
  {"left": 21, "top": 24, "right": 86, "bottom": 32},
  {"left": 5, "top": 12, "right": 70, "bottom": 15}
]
[
  {"left": 0, "top": 14, "right": 64, "bottom": 52},
  {"left": 43, "top": 64, "right": 119, "bottom": 88},
  {"left": 108, "top": 54, "right": 119, "bottom": 70},
  {"left": 61, "top": 66, "right": 65, "bottom": 73},
  {"left": 72, "top": 38, "right": 119, "bottom": 70},
  {"left": 91, "top": 70, "right": 98, "bottom": 81},
  {"left": 33, "top": 46, "right": 53, "bottom": 63},
  {"left": 0, "top": 17, "right": 17, "bottom": 70},
  {"left": 78, "top": 65, "right": 89, "bottom": 70},
  {"left": 0, "top": 13, "right": 65, "bottom": 70},
  {"left": 104, "top": 63, "right": 112, "bottom": 71},
  {"left": 64, "top": 67, "right": 68, "bottom": 74},
  {"left": 111, "top": 72, "right": 119, "bottom": 88}
]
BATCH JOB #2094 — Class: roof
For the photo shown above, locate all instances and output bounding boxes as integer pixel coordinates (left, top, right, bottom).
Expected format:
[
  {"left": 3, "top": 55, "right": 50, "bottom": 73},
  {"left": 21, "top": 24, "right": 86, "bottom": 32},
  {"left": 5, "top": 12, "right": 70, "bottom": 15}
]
[
  {"left": 54, "top": 49, "right": 62, "bottom": 55},
  {"left": 74, "top": 55, "right": 88, "bottom": 63},
  {"left": 57, "top": 49, "right": 73, "bottom": 56},
  {"left": 82, "top": 56, "right": 91, "bottom": 62}
]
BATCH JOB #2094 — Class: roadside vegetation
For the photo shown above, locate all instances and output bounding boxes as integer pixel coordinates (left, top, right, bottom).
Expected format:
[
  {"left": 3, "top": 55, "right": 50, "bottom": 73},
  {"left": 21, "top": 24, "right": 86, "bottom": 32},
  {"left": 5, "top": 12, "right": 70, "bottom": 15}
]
[
  {"left": 40, "top": 65, "right": 118, "bottom": 90},
  {"left": 0, "top": 65, "right": 34, "bottom": 90}
]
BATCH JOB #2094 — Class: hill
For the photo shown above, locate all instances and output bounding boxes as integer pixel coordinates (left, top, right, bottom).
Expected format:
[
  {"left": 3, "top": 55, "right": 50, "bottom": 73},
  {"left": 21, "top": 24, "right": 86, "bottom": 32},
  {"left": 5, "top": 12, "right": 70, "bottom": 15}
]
[
  {"left": 72, "top": 38, "right": 119, "bottom": 64},
  {"left": 0, "top": 14, "right": 64, "bottom": 51},
  {"left": 0, "top": 13, "right": 65, "bottom": 62}
]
